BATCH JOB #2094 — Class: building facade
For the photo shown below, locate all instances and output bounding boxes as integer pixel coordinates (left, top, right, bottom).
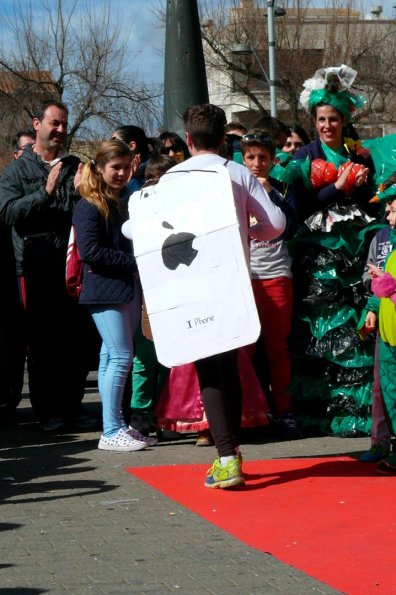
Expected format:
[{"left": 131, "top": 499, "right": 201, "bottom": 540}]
[{"left": 203, "top": 0, "right": 396, "bottom": 136}]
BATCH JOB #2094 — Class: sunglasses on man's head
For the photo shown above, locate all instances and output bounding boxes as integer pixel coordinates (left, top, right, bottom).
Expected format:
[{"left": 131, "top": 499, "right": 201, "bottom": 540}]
[{"left": 241, "top": 133, "right": 274, "bottom": 147}]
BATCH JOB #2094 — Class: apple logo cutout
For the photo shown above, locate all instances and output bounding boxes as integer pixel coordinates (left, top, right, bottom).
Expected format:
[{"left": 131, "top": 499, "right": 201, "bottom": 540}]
[{"left": 161, "top": 221, "right": 198, "bottom": 270}]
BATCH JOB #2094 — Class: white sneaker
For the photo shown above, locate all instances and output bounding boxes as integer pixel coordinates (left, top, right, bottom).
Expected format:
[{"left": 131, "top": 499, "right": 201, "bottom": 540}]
[
  {"left": 98, "top": 428, "right": 147, "bottom": 452},
  {"left": 128, "top": 425, "right": 158, "bottom": 446}
]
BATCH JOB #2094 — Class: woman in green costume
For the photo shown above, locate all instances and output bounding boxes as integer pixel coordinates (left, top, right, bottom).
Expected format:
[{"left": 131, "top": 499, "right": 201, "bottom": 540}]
[
  {"left": 289, "top": 65, "right": 380, "bottom": 436},
  {"left": 293, "top": 65, "right": 376, "bottom": 220}
]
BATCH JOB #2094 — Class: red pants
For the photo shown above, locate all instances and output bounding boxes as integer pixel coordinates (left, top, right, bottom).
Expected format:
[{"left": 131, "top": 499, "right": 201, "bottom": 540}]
[{"left": 250, "top": 276, "right": 293, "bottom": 416}]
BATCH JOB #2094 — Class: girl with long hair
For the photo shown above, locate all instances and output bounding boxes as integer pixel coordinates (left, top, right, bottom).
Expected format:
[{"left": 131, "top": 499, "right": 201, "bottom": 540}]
[
  {"left": 72, "top": 140, "right": 153, "bottom": 451},
  {"left": 112, "top": 125, "right": 159, "bottom": 192}
]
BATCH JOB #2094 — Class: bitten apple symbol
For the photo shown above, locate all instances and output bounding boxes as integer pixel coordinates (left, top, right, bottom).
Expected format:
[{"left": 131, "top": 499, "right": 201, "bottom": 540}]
[{"left": 161, "top": 221, "right": 198, "bottom": 270}]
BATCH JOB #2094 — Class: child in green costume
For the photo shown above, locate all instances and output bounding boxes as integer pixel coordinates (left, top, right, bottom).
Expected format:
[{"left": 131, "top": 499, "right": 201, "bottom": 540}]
[
  {"left": 368, "top": 178, "right": 396, "bottom": 473},
  {"left": 358, "top": 175, "right": 396, "bottom": 461}
]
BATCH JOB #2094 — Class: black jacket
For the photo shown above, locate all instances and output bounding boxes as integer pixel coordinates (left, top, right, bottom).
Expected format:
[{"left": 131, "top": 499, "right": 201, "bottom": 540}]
[
  {"left": 72, "top": 197, "right": 136, "bottom": 305},
  {"left": 0, "top": 146, "right": 80, "bottom": 275}
]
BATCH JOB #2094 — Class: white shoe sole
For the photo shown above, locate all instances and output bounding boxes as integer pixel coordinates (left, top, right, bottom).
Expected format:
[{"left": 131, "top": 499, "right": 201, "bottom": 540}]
[{"left": 98, "top": 441, "right": 147, "bottom": 452}]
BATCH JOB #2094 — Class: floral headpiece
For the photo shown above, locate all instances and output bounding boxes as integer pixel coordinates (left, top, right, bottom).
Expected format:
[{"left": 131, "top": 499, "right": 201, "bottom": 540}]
[{"left": 299, "top": 65, "right": 365, "bottom": 121}]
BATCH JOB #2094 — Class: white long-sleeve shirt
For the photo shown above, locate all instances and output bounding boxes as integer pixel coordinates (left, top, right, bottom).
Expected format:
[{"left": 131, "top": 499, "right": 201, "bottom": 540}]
[{"left": 166, "top": 154, "right": 286, "bottom": 264}]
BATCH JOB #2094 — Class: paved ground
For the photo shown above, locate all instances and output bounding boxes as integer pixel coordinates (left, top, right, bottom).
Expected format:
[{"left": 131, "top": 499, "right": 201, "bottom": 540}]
[{"left": 0, "top": 377, "right": 370, "bottom": 595}]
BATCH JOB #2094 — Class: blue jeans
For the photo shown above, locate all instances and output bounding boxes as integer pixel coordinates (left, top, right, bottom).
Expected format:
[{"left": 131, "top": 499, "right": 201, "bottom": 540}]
[{"left": 90, "top": 295, "right": 141, "bottom": 437}]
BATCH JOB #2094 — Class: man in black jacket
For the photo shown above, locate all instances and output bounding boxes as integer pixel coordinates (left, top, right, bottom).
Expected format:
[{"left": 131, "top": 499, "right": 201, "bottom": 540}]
[
  {"left": 0, "top": 129, "right": 35, "bottom": 412},
  {"left": 0, "top": 100, "right": 94, "bottom": 431}
]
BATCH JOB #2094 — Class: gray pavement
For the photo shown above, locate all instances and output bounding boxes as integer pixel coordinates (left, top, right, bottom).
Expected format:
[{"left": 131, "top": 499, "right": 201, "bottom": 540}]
[{"left": 0, "top": 378, "right": 370, "bottom": 594}]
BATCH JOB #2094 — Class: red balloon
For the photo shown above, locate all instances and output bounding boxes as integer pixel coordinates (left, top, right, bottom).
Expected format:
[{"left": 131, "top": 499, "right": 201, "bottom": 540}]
[
  {"left": 310, "top": 159, "right": 338, "bottom": 189},
  {"left": 337, "top": 162, "right": 364, "bottom": 196}
]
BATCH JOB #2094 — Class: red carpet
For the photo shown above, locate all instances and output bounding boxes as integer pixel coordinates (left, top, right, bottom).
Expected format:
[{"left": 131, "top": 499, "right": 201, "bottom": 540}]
[{"left": 126, "top": 457, "right": 396, "bottom": 594}]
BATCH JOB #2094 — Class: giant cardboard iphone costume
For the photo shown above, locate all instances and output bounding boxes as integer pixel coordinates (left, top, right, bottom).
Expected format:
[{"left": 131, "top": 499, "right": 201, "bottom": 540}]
[{"left": 123, "top": 165, "right": 260, "bottom": 367}]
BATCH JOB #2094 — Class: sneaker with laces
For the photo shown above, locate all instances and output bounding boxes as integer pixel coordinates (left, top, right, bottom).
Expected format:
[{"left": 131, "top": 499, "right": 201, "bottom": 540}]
[
  {"left": 206, "top": 453, "right": 243, "bottom": 475},
  {"left": 205, "top": 456, "right": 244, "bottom": 489},
  {"left": 128, "top": 426, "right": 158, "bottom": 446},
  {"left": 98, "top": 428, "right": 147, "bottom": 452},
  {"left": 359, "top": 443, "right": 390, "bottom": 463}
]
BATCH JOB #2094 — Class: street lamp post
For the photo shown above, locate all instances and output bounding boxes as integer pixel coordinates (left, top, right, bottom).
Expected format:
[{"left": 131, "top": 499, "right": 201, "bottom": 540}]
[
  {"left": 250, "top": 46, "right": 271, "bottom": 88},
  {"left": 231, "top": 43, "right": 270, "bottom": 87},
  {"left": 266, "top": 1, "right": 286, "bottom": 117},
  {"left": 231, "top": 3, "right": 285, "bottom": 119},
  {"left": 267, "top": 0, "right": 277, "bottom": 118}
]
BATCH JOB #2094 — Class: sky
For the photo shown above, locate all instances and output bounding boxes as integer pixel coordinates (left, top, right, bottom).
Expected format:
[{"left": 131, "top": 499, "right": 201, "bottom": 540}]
[
  {"left": 112, "top": 0, "right": 395, "bottom": 88},
  {"left": 0, "top": 0, "right": 166, "bottom": 86},
  {"left": 112, "top": 0, "right": 165, "bottom": 85},
  {"left": 0, "top": 0, "right": 394, "bottom": 89}
]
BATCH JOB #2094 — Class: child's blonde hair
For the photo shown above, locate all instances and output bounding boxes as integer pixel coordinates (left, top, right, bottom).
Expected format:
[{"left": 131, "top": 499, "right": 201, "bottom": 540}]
[{"left": 79, "top": 140, "right": 132, "bottom": 219}]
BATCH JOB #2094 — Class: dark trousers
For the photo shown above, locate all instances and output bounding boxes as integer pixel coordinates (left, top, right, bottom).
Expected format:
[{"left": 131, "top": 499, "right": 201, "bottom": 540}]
[
  {"left": 0, "top": 225, "right": 25, "bottom": 409},
  {"left": 18, "top": 269, "right": 94, "bottom": 423},
  {"left": 194, "top": 349, "right": 242, "bottom": 457}
]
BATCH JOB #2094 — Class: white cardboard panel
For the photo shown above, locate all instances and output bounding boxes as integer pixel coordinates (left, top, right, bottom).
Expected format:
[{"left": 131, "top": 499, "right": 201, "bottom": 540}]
[{"left": 128, "top": 165, "right": 260, "bottom": 367}]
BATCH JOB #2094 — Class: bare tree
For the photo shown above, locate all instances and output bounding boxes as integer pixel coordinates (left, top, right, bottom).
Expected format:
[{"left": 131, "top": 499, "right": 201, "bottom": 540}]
[
  {"left": 200, "top": 1, "right": 272, "bottom": 121},
  {"left": 0, "top": 0, "right": 163, "bottom": 159},
  {"left": 198, "top": 0, "right": 396, "bottom": 135}
]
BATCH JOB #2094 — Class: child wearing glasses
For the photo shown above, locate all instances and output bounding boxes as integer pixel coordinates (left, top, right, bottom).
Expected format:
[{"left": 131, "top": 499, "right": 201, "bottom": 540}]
[{"left": 241, "top": 130, "right": 300, "bottom": 439}]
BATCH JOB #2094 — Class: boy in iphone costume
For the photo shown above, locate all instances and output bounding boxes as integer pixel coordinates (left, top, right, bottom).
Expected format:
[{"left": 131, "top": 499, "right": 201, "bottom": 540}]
[{"left": 125, "top": 164, "right": 260, "bottom": 367}]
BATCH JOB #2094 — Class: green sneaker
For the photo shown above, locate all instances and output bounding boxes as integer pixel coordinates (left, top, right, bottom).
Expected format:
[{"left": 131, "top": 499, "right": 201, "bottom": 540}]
[
  {"left": 359, "top": 443, "right": 390, "bottom": 463},
  {"left": 206, "top": 453, "right": 243, "bottom": 476},
  {"left": 205, "top": 456, "right": 244, "bottom": 489},
  {"left": 206, "top": 456, "right": 218, "bottom": 477}
]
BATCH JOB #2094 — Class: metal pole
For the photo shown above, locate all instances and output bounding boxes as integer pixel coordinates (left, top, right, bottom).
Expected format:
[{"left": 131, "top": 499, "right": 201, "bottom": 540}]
[
  {"left": 163, "top": 0, "right": 209, "bottom": 136},
  {"left": 251, "top": 47, "right": 270, "bottom": 87},
  {"left": 267, "top": 0, "right": 277, "bottom": 118}
]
